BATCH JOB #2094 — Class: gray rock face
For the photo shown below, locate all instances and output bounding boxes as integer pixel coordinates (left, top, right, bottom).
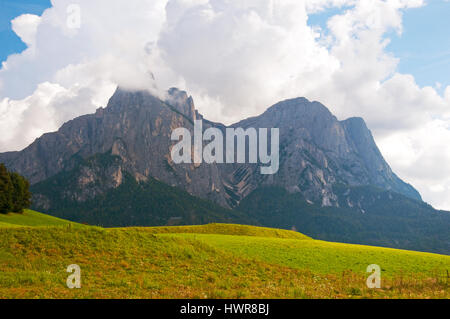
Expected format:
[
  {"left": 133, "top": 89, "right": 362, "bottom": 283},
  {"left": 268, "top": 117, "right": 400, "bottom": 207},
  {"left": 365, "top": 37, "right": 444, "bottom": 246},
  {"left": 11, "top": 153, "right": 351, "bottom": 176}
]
[
  {"left": 0, "top": 88, "right": 421, "bottom": 209},
  {"left": 218, "top": 97, "right": 420, "bottom": 207}
]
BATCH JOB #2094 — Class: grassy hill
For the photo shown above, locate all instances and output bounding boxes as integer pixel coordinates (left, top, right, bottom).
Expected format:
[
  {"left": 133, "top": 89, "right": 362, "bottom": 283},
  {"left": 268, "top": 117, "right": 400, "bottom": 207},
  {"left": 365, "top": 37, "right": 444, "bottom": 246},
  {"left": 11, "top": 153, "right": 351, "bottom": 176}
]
[
  {"left": 121, "top": 223, "right": 311, "bottom": 239},
  {"left": 0, "top": 213, "right": 448, "bottom": 299},
  {"left": 238, "top": 186, "right": 450, "bottom": 255},
  {"left": 0, "top": 209, "right": 76, "bottom": 227},
  {"left": 169, "top": 234, "right": 448, "bottom": 278}
]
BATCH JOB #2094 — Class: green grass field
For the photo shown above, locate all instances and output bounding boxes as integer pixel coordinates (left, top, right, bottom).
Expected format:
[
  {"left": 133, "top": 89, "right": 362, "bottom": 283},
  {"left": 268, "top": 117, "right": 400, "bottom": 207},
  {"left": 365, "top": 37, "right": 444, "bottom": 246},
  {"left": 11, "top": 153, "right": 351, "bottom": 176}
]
[
  {"left": 0, "top": 209, "right": 76, "bottom": 227},
  {"left": 167, "top": 233, "right": 448, "bottom": 278},
  {"left": 121, "top": 223, "right": 311, "bottom": 239},
  {"left": 0, "top": 212, "right": 448, "bottom": 299}
]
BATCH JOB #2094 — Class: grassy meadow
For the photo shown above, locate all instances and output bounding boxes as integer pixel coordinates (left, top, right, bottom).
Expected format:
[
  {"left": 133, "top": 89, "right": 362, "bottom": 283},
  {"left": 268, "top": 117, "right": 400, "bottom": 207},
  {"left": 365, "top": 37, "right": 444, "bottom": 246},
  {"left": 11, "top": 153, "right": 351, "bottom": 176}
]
[
  {"left": 0, "top": 209, "right": 75, "bottom": 227},
  {"left": 0, "top": 210, "right": 448, "bottom": 299}
]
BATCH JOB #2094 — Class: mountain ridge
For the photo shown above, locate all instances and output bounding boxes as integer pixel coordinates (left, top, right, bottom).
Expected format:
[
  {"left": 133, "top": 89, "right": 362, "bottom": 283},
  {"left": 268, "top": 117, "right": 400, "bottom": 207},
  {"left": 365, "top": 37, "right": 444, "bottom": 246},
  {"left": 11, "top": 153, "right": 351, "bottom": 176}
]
[{"left": 0, "top": 86, "right": 423, "bottom": 208}]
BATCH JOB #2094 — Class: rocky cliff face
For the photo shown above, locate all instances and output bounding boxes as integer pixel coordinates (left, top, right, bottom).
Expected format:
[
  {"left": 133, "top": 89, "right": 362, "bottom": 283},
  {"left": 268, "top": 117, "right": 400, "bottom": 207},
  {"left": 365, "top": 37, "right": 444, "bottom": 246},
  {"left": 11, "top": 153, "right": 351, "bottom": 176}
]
[
  {"left": 0, "top": 87, "right": 421, "bottom": 210},
  {"left": 221, "top": 98, "right": 421, "bottom": 207}
]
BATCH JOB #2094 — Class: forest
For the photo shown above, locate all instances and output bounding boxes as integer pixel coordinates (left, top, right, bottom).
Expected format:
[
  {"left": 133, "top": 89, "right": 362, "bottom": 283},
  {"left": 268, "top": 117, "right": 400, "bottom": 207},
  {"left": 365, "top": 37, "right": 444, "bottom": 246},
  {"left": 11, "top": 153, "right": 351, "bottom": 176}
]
[{"left": 0, "top": 163, "right": 31, "bottom": 214}]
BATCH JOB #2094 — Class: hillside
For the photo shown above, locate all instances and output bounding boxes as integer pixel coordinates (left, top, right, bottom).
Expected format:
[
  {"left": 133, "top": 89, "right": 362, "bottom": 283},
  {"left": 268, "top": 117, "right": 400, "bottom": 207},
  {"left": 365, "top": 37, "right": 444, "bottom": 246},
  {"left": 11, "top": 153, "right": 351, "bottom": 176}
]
[
  {"left": 174, "top": 233, "right": 449, "bottom": 278},
  {"left": 0, "top": 215, "right": 448, "bottom": 299},
  {"left": 122, "top": 223, "right": 311, "bottom": 239},
  {"left": 238, "top": 187, "right": 450, "bottom": 255},
  {"left": 0, "top": 209, "right": 75, "bottom": 227}
]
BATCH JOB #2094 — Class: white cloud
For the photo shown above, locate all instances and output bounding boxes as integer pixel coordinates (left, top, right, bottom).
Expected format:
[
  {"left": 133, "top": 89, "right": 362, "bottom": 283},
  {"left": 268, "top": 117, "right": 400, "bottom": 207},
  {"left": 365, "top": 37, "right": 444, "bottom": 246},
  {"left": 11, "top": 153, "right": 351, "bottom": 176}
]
[
  {"left": 378, "top": 120, "right": 450, "bottom": 210},
  {"left": 0, "top": 0, "right": 168, "bottom": 100},
  {"left": 0, "top": 82, "right": 115, "bottom": 151},
  {"left": 11, "top": 14, "right": 41, "bottom": 48},
  {"left": 157, "top": 0, "right": 341, "bottom": 121},
  {"left": 1, "top": 0, "right": 450, "bottom": 209}
]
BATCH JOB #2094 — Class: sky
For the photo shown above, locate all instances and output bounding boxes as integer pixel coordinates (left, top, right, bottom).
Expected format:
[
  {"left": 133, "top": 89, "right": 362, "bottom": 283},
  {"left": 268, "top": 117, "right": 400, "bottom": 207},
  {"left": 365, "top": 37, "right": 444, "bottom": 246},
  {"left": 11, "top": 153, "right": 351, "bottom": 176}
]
[
  {"left": 308, "top": 1, "right": 450, "bottom": 92},
  {"left": 0, "top": 0, "right": 51, "bottom": 62},
  {"left": 0, "top": 0, "right": 449, "bottom": 210}
]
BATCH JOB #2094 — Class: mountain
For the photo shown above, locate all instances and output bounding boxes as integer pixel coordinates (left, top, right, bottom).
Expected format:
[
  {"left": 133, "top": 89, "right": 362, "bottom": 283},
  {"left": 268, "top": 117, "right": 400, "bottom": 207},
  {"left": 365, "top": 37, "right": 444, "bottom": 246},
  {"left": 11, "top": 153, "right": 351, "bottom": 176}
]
[
  {"left": 29, "top": 152, "right": 254, "bottom": 227},
  {"left": 0, "top": 87, "right": 420, "bottom": 207},
  {"left": 220, "top": 97, "right": 421, "bottom": 207},
  {"left": 1, "top": 87, "right": 449, "bottom": 253}
]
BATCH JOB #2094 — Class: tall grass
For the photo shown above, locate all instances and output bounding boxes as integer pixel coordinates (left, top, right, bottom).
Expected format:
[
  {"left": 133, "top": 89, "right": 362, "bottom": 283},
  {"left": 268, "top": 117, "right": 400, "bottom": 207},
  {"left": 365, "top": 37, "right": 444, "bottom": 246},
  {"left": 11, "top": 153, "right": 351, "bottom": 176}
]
[{"left": 0, "top": 225, "right": 448, "bottom": 299}]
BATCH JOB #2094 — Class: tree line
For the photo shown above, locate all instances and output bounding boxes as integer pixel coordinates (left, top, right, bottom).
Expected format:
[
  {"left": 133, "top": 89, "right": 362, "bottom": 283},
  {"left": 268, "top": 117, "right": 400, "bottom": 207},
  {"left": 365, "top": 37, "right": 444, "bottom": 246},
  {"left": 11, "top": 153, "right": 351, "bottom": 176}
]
[{"left": 0, "top": 163, "right": 31, "bottom": 214}]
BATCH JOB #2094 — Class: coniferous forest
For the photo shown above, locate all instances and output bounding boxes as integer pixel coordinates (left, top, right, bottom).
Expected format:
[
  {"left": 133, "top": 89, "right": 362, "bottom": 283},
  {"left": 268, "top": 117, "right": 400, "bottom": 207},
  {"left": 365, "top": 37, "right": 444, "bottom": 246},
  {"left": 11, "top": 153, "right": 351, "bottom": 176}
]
[{"left": 0, "top": 163, "right": 31, "bottom": 214}]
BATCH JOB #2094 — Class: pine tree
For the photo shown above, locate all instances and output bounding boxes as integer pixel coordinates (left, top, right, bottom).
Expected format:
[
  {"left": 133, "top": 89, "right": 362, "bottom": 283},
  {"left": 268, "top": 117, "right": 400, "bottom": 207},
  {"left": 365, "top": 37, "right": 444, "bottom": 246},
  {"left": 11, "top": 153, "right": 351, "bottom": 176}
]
[
  {"left": 21, "top": 176, "right": 31, "bottom": 211},
  {"left": 10, "top": 172, "right": 31, "bottom": 213},
  {"left": 0, "top": 163, "right": 13, "bottom": 214},
  {"left": 0, "top": 164, "right": 31, "bottom": 214}
]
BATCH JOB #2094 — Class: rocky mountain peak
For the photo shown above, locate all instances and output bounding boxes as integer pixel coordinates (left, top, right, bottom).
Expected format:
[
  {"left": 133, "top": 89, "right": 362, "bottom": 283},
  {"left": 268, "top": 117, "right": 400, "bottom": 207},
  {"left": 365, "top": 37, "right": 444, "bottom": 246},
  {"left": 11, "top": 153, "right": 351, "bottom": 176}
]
[
  {"left": 265, "top": 97, "right": 334, "bottom": 119},
  {"left": 0, "top": 87, "right": 422, "bottom": 209},
  {"left": 106, "top": 86, "right": 157, "bottom": 113},
  {"left": 167, "top": 87, "right": 196, "bottom": 121}
]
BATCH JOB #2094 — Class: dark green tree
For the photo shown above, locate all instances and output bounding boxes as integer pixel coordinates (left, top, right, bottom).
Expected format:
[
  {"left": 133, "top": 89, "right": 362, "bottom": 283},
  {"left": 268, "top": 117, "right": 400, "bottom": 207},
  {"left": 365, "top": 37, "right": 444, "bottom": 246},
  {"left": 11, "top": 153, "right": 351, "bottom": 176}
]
[
  {"left": 0, "top": 163, "right": 13, "bottom": 214},
  {"left": 10, "top": 172, "right": 31, "bottom": 213},
  {"left": 0, "top": 163, "right": 31, "bottom": 214}
]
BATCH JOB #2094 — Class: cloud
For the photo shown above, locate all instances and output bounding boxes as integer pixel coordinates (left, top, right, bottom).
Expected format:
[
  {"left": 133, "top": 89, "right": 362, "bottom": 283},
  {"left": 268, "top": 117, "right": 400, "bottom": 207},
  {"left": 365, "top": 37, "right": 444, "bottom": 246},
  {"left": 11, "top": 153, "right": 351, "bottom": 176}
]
[
  {"left": 0, "top": 82, "right": 116, "bottom": 151},
  {"left": 1, "top": 0, "right": 450, "bottom": 210},
  {"left": 11, "top": 14, "right": 41, "bottom": 48},
  {"left": 157, "top": 0, "right": 340, "bottom": 121},
  {"left": 0, "top": 0, "right": 169, "bottom": 100},
  {"left": 377, "top": 119, "right": 450, "bottom": 210}
]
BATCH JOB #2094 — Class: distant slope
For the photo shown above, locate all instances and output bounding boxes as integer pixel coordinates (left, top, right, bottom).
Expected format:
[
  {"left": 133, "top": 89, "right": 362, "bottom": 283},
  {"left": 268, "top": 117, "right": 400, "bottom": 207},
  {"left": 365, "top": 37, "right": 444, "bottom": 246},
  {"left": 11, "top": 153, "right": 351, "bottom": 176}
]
[
  {"left": 0, "top": 221, "right": 20, "bottom": 228},
  {"left": 0, "top": 209, "right": 75, "bottom": 227},
  {"left": 122, "top": 223, "right": 311, "bottom": 239},
  {"left": 238, "top": 186, "right": 450, "bottom": 255},
  {"left": 0, "top": 224, "right": 448, "bottom": 299}
]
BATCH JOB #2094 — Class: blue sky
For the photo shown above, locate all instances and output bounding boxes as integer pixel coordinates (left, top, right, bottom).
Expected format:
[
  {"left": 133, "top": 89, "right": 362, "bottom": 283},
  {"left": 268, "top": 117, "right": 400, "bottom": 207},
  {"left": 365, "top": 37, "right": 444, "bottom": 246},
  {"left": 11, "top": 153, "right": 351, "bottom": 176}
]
[
  {"left": 0, "top": 0, "right": 50, "bottom": 62},
  {"left": 386, "top": 1, "right": 450, "bottom": 92},
  {"left": 308, "top": 0, "right": 450, "bottom": 93}
]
